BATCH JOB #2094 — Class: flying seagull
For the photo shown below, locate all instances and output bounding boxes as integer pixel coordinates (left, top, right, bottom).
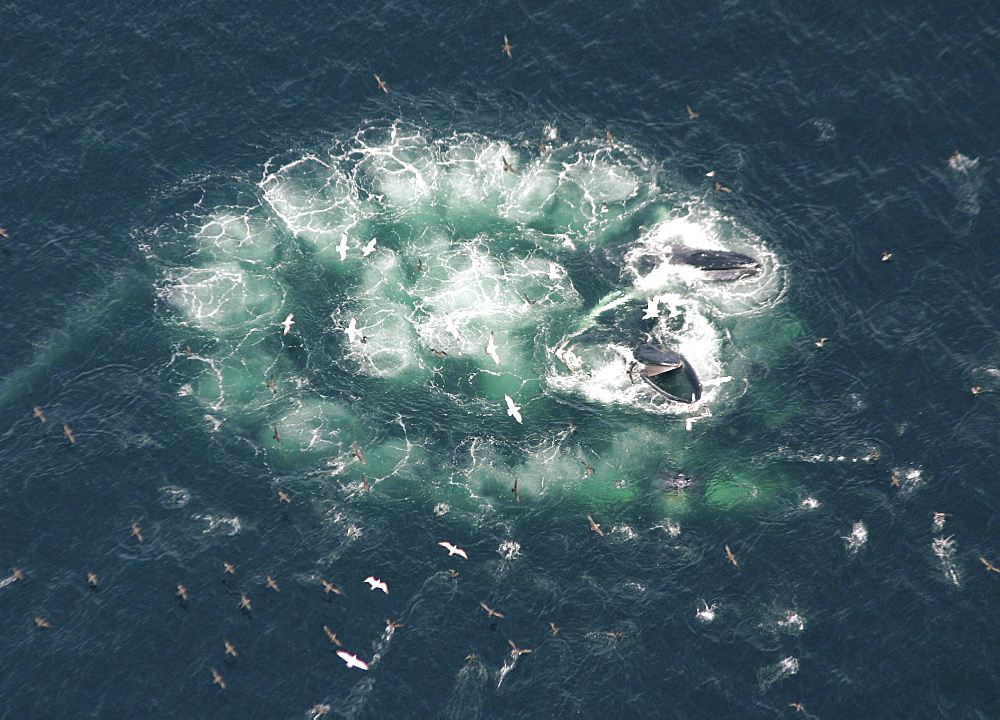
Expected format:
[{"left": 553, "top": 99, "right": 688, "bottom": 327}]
[
  {"left": 686, "top": 105, "right": 699, "bottom": 119},
  {"left": 725, "top": 544, "right": 739, "bottom": 568},
  {"left": 501, "top": 35, "right": 513, "bottom": 58},
  {"left": 511, "top": 477, "right": 521, "bottom": 503},
  {"left": 337, "top": 651, "right": 370, "bottom": 670},
  {"left": 323, "top": 626, "right": 343, "bottom": 645},
  {"left": 980, "top": 557, "right": 1000, "bottom": 573},
  {"left": 280, "top": 313, "right": 295, "bottom": 335},
  {"left": 211, "top": 667, "right": 226, "bottom": 689},
  {"left": 374, "top": 75, "right": 389, "bottom": 93},
  {"left": 364, "top": 576, "right": 389, "bottom": 593},
  {"left": 352, "top": 440, "right": 366, "bottom": 465},
  {"left": 346, "top": 318, "right": 364, "bottom": 344},
  {"left": 32, "top": 406, "right": 47, "bottom": 423},
  {"left": 362, "top": 237, "right": 378, "bottom": 257},
  {"left": 63, "top": 423, "right": 77, "bottom": 444},
  {"left": 508, "top": 639, "right": 532, "bottom": 656},
  {"left": 224, "top": 640, "right": 238, "bottom": 657},
  {"left": 502, "top": 156, "right": 520, "bottom": 176},
  {"left": 480, "top": 601, "right": 505, "bottom": 619},
  {"left": 485, "top": 332, "right": 501, "bottom": 366},
  {"left": 504, "top": 394, "right": 522, "bottom": 423},
  {"left": 438, "top": 541, "right": 468, "bottom": 559},
  {"left": 336, "top": 233, "right": 349, "bottom": 262},
  {"left": 587, "top": 514, "right": 605, "bottom": 536}
]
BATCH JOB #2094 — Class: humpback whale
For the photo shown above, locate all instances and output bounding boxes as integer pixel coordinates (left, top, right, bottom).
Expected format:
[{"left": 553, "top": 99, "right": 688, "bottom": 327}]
[
  {"left": 670, "top": 247, "right": 760, "bottom": 281},
  {"left": 633, "top": 343, "right": 702, "bottom": 404}
]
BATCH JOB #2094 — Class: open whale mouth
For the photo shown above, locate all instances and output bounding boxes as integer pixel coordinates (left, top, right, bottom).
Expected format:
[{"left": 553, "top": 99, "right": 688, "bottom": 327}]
[
  {"left": 633, "top": 342, "right": 703, "bottom": 404},
  {"left": 670, "top": 247, "right": 760, "bottom": 280}
]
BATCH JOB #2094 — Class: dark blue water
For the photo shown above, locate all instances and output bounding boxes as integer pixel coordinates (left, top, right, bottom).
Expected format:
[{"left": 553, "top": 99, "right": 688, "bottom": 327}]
[{"left": 2, "top": 2, "right": 999, "bottom": 718}]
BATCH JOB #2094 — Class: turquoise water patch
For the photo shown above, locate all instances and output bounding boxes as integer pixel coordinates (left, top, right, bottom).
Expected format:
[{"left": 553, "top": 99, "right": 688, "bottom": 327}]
[{"left": 151, "top": 124, "right": 793, "bottom": 511}]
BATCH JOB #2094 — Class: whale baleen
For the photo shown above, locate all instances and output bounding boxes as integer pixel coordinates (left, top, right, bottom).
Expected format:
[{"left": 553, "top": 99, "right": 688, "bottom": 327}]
[{"left": 633, "top": 343, "right": 703, "bottom": 404}]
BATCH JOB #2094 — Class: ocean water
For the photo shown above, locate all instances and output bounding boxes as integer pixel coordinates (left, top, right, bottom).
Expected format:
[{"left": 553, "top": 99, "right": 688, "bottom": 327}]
[{"left": 1, "top": 1, "right": 998, "bottom": 718}]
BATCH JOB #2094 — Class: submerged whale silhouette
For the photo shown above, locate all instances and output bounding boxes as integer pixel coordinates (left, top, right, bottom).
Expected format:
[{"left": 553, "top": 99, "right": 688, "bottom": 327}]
[
  {"left": 633, "top": 343, "right": 702, "bottom": 404},
  {"left": 670, "top": 247, "right": 760, "bottom": 280}
]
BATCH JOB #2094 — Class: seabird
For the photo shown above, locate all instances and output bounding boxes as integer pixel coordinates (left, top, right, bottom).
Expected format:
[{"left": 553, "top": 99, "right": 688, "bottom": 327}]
[
  {"left": 384, "top": 618, "right": 405, "bottom": 631},
  {"left": 177, "top": 584, "right": 189, "bottom": 602},
  {"left": 725, "top": 545, "right": 739, "bottom": 568},
  {"left": 501, "top": 35, "right": 513, "bottom": 58},
  {"left": 184, "top": 345, "right": 194, "bottom": 357},
  {"left": 881, "top": 251, "right": 893, "bottom": 262},
  {"left": 34, "top": 616, "right": 52, "bottom": 629},
  {"left": 548, "top": 622, "right": 562, "bottom": 635},
  {"left": 504, "top": 395, "right": 522, "bottom": 424},
  {"left": 131, "top": 523, "right": 144, "bottom": 542},
  {"left": 546, "top": 261, "right": 560, "bottom": 281},
  {"left": 364, "top": 576, "right": 389, "bottom": 593},
  {"left": 480, "top": 602, "right": 505, "bottom": 619},
  {"left": 605, "top": 128, "right": 614, "bottom": 147},
  {"left": 239, "top": 593, "right": 252, "bottom": 612},
  {"left": 430, "top": 348, "right": 448, "bottom": 359},
  {"left": 87, "top": 572, "right": 99, "bottom": 590},
  {"left": 336, "top": 651, "right": 369, "bottom": 670},
  {"left": 11, "top": 568, "right": 24, "bottom": 581},
  {"left": 508, "top": 640, "right": 532, "bottom": 656},
  {"left": 312, "top": 705, "right": 331, "bottom": 717},
  {"left": 485, "top": 332, "right": 501, "bottom": 365},
  {"left": 272, "top": 425, "right": 283, "bottom": 445},
  {"left": 224, "top": 640, "right": 238, "bottom": 657},
  {"left": 336, "top": 233, "right": 349, "bottom": 262},
  {"left": 0, "top": 228, "right": 10, "bottom": 239},
  {"left": 642, "top": 297, "right": 659, "bottom": 320},
  {"left": 415, "top": 259, "right": 425, "bottom": 272},
  {"left": 980, "top": 557, "right": 1000, "bottom": 573},
  {"left": 374, "top": 75, "right": 389, "bottom": 93},
  {"left": 814, "top": 337, "right": 828, "bottom": 348},
  {"left": 362, "top": 238, "right": 378, "bottom": 257},
  {"left": 63, "top": 423, "right": 76, "bottom": 444},
  {"left": 581, "top": 461, "right": 595, "bottom": 477},
  {"left": 714, "top": 182, "right": 732, "bottom": 193},
  {"left": 971, "top": 386, "right": 982, "bottom": 396},
  {"left": 211, "top": 667, "right": 226, "bottom": 689},
  {"left": 890, "top": 473, "right": 902, "bottom": 488},
  {"left": 502, "top": 156, "right": 520, "bottom": 176},
  {"left": 789, "top": 703, "right": 805, "bottom": 712},
  {"left": 280, "top": 313, "right": 295, "bottom": 335},
  {"left": 323, "top": 626, "right": 343, "bottom": 645},
  {"left": 345, "top": 318, "right": 363, "bottom": 344},
  {"left": 538, "top": 140, "right": 548, "bottom": 156},
  {"left": 438, "top": 541, "right": 468, "bottom": 559},
  {"left": 522, "top": 293, "right": 536, "bottom": 308},
  {"left": 321, "top": 580, "right": 343, "bottom": 595},
  {"left": 464, "top": 653, "right": 479, "bottom": 663},
  {"left": 511, "top": 477, "right": 521, "bottom": 503},
  {"left": 266, "top": 575, "right": 280, "bottom": 592},
  {"left": 224, "top": 562, "right": 236, "bottom": 575},
  {"left": 361, "top": 476, "right": 371, "bottom": 491},
  {"left": 604, "top": 631, "right": 626, "bottom": 641},
  {"left": 686, "top": 105, "right": 699, "bottom": 119},
  {"left": 352, "top": 440, "right": 366, "bottom": 465},
  {"left": 32, "top": 406, "right": 46, "bottom": 423},
  {"left": 587, "top": 514, "right": 605, "bottom": 536},
  {"left": 267, "top": 375, "right": 277, "bottom": 395},
  {"left": 278, "top": 490, "right": 292, "bottom": 504}
]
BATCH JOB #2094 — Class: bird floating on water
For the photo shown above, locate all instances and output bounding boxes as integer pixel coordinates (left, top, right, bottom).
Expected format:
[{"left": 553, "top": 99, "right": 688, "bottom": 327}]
[
  {"left": 485, "top": 332, "right": 501, "bottom": 365},
  {"left": 364, "top": 576, "right": 389, "bottom": 594},
  {"left": 32, "top": 406, "right": 46, "bottom": 423},
  {"left": 438, "top": 541, "right": 468, "bottom": 559},
  {"left": 480, "top": 602, "right": 505, "bottom": 619},
  {"left": 642, "top": 296, "right": 659, "bottom": 320},
  {"left": 362, "top": 237, "right": 378, "bottom": 256},
  {"left": 63, "top": 423, "right": 76, "bottom": 444},
  {"left": 280, "top": 313, "right": 295, "bottom": 335},
  {"left": 587, "top": 514, "right": 605, "bottom": 536},
  {"left": 504, "top": 394, "right": 522, "bottom": 424},
  {"left": 501, "top": 35, "right": 513, "bottom": 58},
  {"left": 337, "top": 651, "right": 369, "bottom": 670},
  {"left": 502, "top": 156, "right": 520, "bottom": 176},
  {"left": 374, "top": 75, "right": 388, "bottom": 93},
  {"left": 725, "top": 545, "right": 739, "bottom": 568}
]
